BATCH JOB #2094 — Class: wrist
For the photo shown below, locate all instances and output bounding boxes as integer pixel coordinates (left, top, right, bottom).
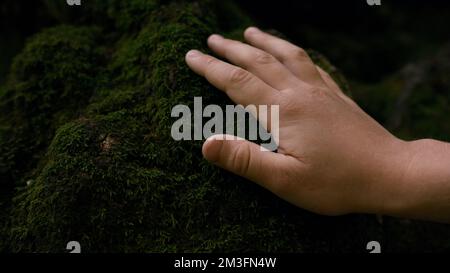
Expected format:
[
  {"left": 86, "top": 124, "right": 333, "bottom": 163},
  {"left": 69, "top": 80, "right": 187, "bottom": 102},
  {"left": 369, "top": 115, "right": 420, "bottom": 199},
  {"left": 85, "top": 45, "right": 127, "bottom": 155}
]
[
  {"left": 374, "top": 138, "right": 421, "bottom": 216},
  {"left": 348, "top": 135, "right": 412, "bottom": 216},
  {"left": 371, "top": 138, "right": 450, "bottom": 222}
]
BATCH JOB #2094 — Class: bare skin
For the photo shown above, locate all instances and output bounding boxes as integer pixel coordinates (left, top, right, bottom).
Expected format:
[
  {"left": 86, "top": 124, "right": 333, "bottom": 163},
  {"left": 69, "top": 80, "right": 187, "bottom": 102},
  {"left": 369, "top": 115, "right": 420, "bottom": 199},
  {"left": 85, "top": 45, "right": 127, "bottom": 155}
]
[{"left": 185, "top": 27, "right": 450, "bottom": 223}]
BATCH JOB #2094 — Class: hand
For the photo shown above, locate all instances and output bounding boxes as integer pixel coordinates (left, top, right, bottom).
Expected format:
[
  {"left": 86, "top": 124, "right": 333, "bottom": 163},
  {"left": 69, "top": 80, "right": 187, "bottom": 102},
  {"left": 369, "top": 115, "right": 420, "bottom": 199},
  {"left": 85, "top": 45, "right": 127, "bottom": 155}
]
[{"left": 185, "top": 27, "right": 450, "bottom": 221}]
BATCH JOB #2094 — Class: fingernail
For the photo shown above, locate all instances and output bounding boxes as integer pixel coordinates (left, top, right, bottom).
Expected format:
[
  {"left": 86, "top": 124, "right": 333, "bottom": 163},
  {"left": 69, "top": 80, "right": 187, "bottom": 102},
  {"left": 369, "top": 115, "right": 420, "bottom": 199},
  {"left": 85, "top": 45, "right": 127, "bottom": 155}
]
[
  {"left": 205, "top": 135, "right": 221, "bottom": 142},
  {"left": 205, "top": 134, "right": 227, "bottom": 143},
  {"left": 208, "top": 34, "right": 223, "bottom": 42},
  {"left": 205, "top": 135, "right": 215, "bottom": 142},
  {"left": 246, "top": 26, "right": 260, "bottom": 34},
  {"left": 186, "top": 50, "right": 201, "bottom": 58}
]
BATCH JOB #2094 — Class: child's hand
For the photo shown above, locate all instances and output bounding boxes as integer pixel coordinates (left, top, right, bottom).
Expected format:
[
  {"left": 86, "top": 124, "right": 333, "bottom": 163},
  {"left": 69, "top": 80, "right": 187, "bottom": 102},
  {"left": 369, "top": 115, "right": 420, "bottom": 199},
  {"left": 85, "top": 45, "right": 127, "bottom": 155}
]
[{"left": 186, "top": 27, "right": 450, "bottom": 222}]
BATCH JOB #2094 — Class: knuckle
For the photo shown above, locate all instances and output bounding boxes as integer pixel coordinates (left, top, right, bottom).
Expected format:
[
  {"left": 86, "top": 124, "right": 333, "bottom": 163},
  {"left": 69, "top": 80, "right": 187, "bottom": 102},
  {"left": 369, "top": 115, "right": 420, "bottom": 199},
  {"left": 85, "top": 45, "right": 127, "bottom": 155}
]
[
  {"left": 231, "top": 143, "right": 251, "bottom": 175},
  {"left": 205, "top": 56, "right": 217, "bottom": 67},
  {"left": 254, "top": 51, "right": 277, "bottom": 65},
  {"left": 277, "top": 90, "right": 305, "bottom": 113},
  {"left": 291, "top": 48, "right": 309, "bottom": 61},
  {"left": 229, "top": 68, "right": 252, "bottom": 85},
  {"left": 203, "top": 58, "right": 218, "bottom": 81},
  {"left": 307, "top": 86, "right": 329, "bottom": 101}
]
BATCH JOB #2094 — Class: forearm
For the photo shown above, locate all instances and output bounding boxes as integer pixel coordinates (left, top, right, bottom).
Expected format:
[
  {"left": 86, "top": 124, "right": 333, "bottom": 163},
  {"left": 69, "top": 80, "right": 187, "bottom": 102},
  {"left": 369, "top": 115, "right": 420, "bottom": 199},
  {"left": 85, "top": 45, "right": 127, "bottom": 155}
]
[{"left": 383, "top": 139, "right": 450, "bottom": 223}]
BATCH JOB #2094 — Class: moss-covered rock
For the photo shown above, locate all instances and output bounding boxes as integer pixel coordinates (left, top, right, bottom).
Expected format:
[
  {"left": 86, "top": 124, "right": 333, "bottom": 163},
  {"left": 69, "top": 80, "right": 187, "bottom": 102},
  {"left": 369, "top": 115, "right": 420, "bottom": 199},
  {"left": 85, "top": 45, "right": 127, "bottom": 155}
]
[
  {"left": 1, "top": 0, "right": 449, "bottom": 253},
  {"left": 0, "top": 25, "right": 106, "bottom": 188}
]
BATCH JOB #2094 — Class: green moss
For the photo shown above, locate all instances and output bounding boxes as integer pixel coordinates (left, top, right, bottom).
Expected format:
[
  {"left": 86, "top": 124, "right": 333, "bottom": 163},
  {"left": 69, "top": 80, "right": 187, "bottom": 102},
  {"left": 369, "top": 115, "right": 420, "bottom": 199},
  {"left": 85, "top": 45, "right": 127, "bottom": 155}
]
[
  {"left": 0, "top": 25, "right": 106, "bottom": 188},
  {"left": 1, "top": 0, "right": 449, "bottom": 253}
]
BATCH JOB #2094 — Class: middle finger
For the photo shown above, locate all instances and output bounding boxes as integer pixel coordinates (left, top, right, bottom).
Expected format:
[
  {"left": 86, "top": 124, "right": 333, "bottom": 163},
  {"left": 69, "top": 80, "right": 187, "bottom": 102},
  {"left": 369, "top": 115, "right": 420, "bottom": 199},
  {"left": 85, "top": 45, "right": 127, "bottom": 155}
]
[{"left": 207, "top": 34, "right": 299, "bottom": 90}]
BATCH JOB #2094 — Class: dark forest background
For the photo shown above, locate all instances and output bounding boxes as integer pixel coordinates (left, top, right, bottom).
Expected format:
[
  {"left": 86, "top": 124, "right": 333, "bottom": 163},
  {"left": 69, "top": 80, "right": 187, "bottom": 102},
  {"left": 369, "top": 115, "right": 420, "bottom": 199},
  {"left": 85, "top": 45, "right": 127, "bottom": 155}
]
[{"left": 2, "top": 0, "right": 450, "bottom": 83}]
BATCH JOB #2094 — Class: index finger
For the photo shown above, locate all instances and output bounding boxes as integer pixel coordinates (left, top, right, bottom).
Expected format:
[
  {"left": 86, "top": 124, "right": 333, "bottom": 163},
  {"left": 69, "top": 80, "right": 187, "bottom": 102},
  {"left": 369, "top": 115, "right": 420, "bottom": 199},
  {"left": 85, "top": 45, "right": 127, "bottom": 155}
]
[
  {"left": 185, "top": 50, "right": 278, "bottom": 107},
  {"left": 244, "top": 27, "right": 326, "bottom": 87}
]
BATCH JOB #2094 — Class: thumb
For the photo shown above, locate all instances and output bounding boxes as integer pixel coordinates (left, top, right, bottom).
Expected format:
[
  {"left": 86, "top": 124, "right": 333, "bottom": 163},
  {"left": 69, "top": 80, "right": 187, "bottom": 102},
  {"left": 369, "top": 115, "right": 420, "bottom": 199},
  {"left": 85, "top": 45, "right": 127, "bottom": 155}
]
[{"left": 202, "top": 134, "right": 293, "bottom": 193}]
